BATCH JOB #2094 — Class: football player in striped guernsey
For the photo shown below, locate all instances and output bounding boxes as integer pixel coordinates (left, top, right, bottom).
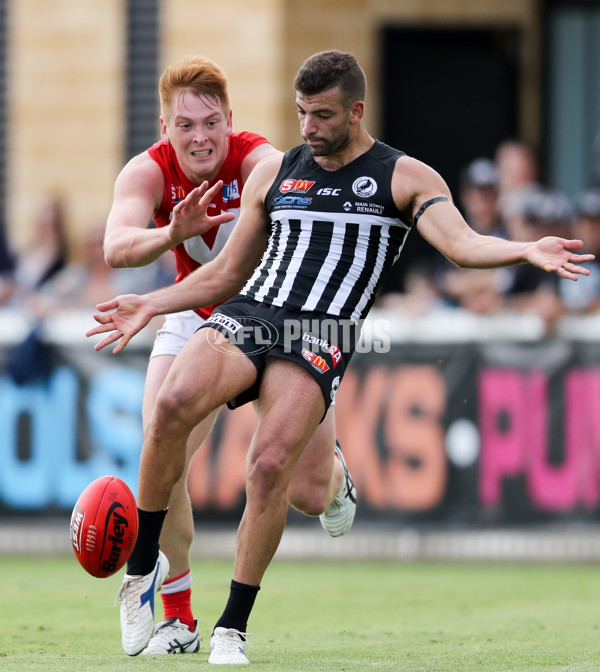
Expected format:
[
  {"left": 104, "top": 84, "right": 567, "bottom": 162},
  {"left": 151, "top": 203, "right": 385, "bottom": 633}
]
[
  {"left": 101, "top": 54, "right": 355, "bottom": 659},
  {"left": 89, "top": 51, "right": 593, "bottom": 664}
]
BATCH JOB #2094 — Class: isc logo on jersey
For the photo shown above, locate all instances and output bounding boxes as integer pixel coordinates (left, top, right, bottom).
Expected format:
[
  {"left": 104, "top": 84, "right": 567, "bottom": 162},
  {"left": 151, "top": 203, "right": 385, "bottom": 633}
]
[{"left": 280, "top": 178, "right": 315, "bottom": 193}]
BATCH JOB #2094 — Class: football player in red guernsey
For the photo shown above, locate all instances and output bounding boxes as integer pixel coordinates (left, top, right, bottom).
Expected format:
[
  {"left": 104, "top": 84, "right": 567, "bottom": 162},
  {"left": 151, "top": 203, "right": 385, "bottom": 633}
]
[{"left": 103, "top": 55, "right": 355, "bottom": 657}]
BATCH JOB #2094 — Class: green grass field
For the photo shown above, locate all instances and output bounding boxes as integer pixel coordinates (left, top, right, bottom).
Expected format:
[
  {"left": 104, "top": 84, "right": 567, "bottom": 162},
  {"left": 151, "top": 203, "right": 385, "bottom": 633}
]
[{"left": 1, "top": 555, "right": 599, "bottom": 671}]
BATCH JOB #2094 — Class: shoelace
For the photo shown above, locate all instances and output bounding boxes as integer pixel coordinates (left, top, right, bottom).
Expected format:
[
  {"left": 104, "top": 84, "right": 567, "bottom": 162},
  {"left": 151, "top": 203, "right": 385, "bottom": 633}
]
[
  {"left": 153, "top": 619, "right": 195, "bottom": 636},
  {"left": 334, "top": 445, "right": 356, "bottom": 504},
  {"left": 114, "top": 576, "right": 144, "bottom": 621},
  {"left": 330, "top": 473, "right": 355, "bottom": 508},
  {"left": 212, "top": 629, "right": 253, "bottom": 653},
  {"left": 155, "top": 621, "right": 180, "bottom": 635},
  {"left": 343, "top": 469, "right": 357, "bottom": 503}
]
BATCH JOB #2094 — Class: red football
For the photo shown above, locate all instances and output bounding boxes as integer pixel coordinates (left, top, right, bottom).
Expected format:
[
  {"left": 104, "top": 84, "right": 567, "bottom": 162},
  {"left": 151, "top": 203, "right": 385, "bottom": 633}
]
[{"left": 70, "top": 476, "right": 139, "bottom": 578}]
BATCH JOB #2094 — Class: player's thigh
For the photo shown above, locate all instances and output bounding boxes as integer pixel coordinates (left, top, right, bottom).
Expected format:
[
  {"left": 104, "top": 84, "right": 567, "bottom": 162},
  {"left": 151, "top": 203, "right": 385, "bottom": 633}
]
[
  {"left": 250, "top": 358, "right": 326, "bottom": 478},
  {"left": 145, "top": 354, "right": 221, "bottom": 469},
  {"left": 158, "top": 326, "right": 258, "bottom": 420}
]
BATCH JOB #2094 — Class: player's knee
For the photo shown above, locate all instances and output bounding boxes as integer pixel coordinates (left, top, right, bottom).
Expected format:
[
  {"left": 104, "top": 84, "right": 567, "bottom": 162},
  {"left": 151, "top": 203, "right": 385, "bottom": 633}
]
[
  {"left": 247, "top": 449, "right": 289, "bottom": 501},
  {"left": 153, "top": 386, "right": 202, "bottom": 434},
  {"left": 288, "top": 484, "right": 330, "bottom": 516}
]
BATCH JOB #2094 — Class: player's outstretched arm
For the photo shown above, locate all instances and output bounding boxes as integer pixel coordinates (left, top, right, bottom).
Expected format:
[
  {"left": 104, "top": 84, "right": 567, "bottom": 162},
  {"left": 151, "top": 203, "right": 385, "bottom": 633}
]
[
  {"left": 394, "top": 156, "right": 595, "bottom": 279},
  {"left": 104, "top": 154, "right": 234, "bottom": 268},
  {"left": 87, "top": 153, "right": 282, "bottom": 354}
]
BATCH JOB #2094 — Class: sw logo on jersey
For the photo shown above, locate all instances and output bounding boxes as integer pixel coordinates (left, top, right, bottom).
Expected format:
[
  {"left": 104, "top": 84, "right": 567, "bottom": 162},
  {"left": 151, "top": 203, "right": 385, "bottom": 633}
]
[
  {"left": 302, "top": 349, "right": 330, "bottom": 373},
  {"left": 280, "top": 178, "right": 316, "bottom": 193}
]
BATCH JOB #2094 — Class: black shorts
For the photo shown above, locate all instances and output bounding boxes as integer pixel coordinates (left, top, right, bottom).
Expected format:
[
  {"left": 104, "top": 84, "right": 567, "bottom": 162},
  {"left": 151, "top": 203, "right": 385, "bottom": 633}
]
[{"left": 200, "top": 295, "right": 359, "bottom": 416}]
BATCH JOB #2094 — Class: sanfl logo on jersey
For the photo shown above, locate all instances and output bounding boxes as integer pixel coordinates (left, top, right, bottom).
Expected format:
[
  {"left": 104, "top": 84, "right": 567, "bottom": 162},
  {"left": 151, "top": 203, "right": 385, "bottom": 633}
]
[{"left": 352, "top": 177, "right": 377, "bottom": 198}]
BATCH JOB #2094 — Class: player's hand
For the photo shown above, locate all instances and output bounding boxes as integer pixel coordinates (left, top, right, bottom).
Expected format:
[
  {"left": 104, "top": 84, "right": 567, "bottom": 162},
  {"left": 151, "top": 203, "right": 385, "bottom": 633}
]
[
  {"left": 168, "top": 180, "right": 235, "bottom": 245},
  {"left": 86, "top": 294, "right": 154, "bottom": 354},
  {"left": 527, "top": 237, "right": 595, "bottom": 281}
]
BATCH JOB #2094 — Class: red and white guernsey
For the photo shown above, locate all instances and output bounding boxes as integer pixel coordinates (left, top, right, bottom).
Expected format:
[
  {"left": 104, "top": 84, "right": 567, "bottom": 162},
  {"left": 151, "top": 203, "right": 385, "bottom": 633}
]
[{"left": 148, "top": 131, "right": 268, "bottom": 318}]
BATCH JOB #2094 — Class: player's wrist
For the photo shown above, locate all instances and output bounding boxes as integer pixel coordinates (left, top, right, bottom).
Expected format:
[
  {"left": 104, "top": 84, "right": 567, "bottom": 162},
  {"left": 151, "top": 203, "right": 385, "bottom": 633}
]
[
  {"left": 145, "top": 286, "right": 179, "bottom": 317},
  {"left": 522, "top": 240, "right": 539, "bottom": 266},
  {"left": 164, "top": 223, "right": 183, "bottom": 248}
]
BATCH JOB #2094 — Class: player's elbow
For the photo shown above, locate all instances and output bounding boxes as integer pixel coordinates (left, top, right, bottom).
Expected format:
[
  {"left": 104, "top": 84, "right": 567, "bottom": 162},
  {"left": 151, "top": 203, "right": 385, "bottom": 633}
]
[
  {"left": 103, "top": 237, "right": 129, "bottom": 268},
  {"left": 441, "top": 233, "right": 482, "bottom": 269},
  {"left": 451, "top": 256, "right": 470, "bottom": 269}
]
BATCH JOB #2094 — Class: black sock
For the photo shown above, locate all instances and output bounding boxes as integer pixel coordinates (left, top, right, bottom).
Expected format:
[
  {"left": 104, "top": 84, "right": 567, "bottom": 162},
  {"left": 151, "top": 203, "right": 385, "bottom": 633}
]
[
  {"left": 126, "top": 507, "right": 168, "bottom": 576},
  {"left": 214, "top": 579, "right": 260, "bottom": 634}
]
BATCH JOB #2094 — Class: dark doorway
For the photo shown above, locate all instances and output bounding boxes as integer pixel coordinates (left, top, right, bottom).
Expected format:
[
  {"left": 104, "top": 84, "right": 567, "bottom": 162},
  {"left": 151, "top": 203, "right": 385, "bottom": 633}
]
[{"left": 380, "top": 26, "right": 520, "bottom": 293}]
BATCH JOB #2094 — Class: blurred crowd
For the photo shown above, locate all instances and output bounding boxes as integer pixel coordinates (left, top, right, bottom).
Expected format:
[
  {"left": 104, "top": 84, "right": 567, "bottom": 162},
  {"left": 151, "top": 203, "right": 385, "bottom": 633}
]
[
  {"left": 0, "top": 196, "right": 174, "bottom": 384},
  {"left": 1, "top": 140, "right": 600, "bottom": 340},
  {"left": 0, "top": 196, "right": 175, "bottom": 322},
  {"left": 378, "top": 140, "right": 600, "bottom": 332}
]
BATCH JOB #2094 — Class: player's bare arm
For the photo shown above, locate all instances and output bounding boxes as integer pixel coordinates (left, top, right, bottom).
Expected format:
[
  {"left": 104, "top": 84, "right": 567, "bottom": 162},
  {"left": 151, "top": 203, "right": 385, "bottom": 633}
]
[
  {"left": 104, "top": 153, "right": 171, "bottom": 267},
  {"left": 87, "top": 153, "right": 283, "bottom": 354},
  {"left": 104, "top": 152, "right": 235, "bottom": 268},
  {"left": 240, "top": 142, "right": 282, "bottom": 182},
  {"left": 393, "top": 155, "right": 595, "bottom": 280}
]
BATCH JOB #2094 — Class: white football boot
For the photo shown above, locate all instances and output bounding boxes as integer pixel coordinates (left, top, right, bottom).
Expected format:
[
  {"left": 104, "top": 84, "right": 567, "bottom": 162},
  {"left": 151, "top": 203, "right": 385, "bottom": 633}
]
[
  {"left": 142, "top": 617, "right": 200, "bottom": 654},
  {"left": 208, "top": 627, "right": 251, "bottom": 665},
  {"left": 116, "top": 550, "right": 170, "bottom": 655},
  {"left": 319, "top": 442, "right": 357, "bottom": 537}
]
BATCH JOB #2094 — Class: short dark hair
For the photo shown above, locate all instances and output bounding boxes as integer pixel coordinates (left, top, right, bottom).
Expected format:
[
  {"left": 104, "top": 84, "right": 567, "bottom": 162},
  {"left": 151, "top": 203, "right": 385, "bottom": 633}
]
[{"left": 294, "top": 50, "right": 366, "bottom": 109}]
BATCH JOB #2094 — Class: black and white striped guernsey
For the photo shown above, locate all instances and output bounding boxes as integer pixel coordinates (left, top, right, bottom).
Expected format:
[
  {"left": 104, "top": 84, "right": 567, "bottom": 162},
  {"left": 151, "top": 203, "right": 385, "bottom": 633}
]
[{"left": 239, "top": 140, "right": 414, "bottom": 323}]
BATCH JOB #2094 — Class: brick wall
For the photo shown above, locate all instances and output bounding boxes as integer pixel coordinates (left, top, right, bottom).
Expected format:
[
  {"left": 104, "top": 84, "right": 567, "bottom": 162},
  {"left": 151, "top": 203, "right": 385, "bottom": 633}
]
[{"left": 5, "top": 0, "right": 538, "bottom": 252}]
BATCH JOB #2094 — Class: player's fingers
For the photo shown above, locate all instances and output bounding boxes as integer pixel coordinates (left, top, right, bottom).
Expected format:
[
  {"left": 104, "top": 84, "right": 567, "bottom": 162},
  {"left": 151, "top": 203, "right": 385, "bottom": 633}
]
[
  {"left": 566, "top": 263, "right": 590, "bottom": 276},
  {"left": 173, "top": 185, "right": 206, "bottom": 215},
  {"left": 86, "top": 322, "right": 117, "bottom": 337},
  {"left": 209, "top": 212, "right": 236, "bottom": 226},
  {"left": 562, "top": 238, "right": 584, "bottom": 250},
  {"left": 183, "top": 183, "right": 209, "bottom": 201},
  {"left": 95, "top": 299, "right": 119, "bottom": 313},
  {"left": 557, "top": 264, "right": 589, "bottom": 281},
  {"left": 90, "top": 312, "right": 116, "bottom": 326},
  {"left": 94, "top": 331, "right": 123, "bottom": 351},
  {"left": 194, "top": 181, "right": 210, "bottom": 196},
  {"left": 113, "top": 333, "right": 132, "bottom": 354},
  {"left": 200, "top": 180, "right": 223, "bottom": 204}
]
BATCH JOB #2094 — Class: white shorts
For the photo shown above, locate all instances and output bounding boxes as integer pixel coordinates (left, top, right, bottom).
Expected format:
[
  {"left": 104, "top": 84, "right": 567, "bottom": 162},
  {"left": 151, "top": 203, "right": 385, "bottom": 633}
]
[{"left": 149, "top": 310, "right": 206, "bottom": 358}]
